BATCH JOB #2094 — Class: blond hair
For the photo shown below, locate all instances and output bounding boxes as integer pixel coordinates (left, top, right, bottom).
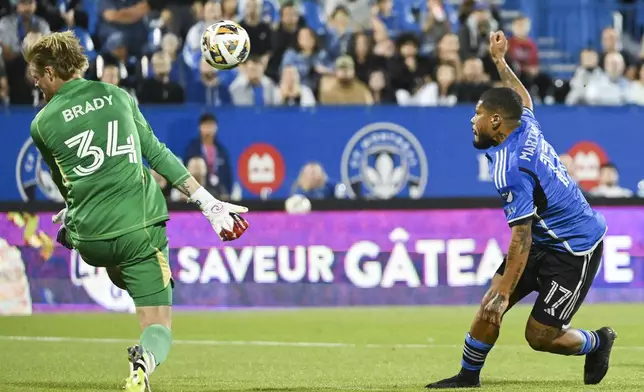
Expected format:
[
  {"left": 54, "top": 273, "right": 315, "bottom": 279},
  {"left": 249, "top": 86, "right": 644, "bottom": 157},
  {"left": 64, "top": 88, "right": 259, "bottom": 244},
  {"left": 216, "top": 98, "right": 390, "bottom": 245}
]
[{"left": 23, "top": 31, "right": 89, "bottom": 80}]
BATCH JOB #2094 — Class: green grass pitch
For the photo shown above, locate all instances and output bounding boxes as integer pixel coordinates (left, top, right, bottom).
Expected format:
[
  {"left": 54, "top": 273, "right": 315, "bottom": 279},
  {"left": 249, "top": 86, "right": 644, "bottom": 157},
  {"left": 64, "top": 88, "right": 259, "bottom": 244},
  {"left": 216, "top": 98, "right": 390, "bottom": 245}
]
[{"left": 0, "top": 304, "right": 642, "bottom": 391}]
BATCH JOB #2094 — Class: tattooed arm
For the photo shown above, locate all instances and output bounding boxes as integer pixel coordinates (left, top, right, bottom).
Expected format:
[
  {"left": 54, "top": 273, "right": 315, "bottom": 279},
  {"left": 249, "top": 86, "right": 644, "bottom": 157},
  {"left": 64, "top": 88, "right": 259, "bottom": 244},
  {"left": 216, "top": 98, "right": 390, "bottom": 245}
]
[
  {"left": 175, "top": 176, "right": 202, "bottom": 198},
  {"left": 499, "top": 221, "right": 532, "bottom": 295},
  {"left": 481, "top": 221, "right": 532, "bottom": 326},
  {"left": 488, "top": 30, "right": 534, "bottom": 111}
]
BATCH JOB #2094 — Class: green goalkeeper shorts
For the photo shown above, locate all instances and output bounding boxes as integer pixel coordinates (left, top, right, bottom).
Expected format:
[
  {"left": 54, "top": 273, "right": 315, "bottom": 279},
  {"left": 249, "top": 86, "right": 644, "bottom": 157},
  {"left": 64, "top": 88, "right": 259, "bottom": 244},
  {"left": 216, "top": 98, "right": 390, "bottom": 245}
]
[{"left": 73, "top": 222, "right": 173, "bottom": 307}]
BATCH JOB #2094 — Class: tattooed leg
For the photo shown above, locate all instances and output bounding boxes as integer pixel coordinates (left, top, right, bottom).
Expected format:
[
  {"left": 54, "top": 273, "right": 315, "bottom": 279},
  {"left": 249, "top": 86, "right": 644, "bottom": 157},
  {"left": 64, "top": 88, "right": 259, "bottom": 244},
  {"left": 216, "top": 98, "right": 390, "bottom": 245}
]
[
  {"left": 524, "top": 317, "right": 567, "bottom": 353},
  {"left": 525, "top": 316, "right": 597, "bottom": 355},
  {"left": 522, "top": 316, "right": 617, "bottom": 387}
]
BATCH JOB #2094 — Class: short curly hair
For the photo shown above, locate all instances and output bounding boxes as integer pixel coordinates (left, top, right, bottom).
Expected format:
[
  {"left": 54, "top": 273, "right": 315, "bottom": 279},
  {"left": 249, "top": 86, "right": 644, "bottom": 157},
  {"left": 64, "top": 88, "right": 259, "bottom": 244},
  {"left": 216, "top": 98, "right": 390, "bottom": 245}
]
[
  {"left": 480, "top": 87, "right": 524, "bottom": 120},
  {"left": 23, "top": 31, "right": 89, "bottom": 80}
]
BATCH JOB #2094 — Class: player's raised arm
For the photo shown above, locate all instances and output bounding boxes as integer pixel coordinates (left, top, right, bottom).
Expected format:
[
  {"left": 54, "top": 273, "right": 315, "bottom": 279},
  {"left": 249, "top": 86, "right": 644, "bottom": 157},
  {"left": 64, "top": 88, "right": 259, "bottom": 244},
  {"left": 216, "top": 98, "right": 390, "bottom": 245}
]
[
  {"left": 489, "top": 31, "right": 533, "bottom": 112},
  {"left": 128, "top": 95, "right": 249, "bottom": 241}
]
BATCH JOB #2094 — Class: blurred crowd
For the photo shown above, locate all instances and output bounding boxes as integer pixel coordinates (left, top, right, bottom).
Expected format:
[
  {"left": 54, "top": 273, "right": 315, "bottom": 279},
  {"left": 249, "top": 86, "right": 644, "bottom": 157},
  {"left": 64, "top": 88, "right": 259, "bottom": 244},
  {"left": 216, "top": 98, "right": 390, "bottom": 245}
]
[
  {"left": 0, "top": 0, "right": 642, "bottom": 107},
  {"left": 1, "top": 0, "right": 643, "bottom": 205},
  {"left": 566, "top": 27, "right": 644, "bottom": 106}
]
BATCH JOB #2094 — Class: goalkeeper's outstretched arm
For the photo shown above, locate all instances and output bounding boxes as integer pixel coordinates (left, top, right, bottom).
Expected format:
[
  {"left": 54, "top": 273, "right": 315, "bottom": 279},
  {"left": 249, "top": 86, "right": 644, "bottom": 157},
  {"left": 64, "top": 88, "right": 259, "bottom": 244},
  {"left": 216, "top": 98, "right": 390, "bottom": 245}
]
[{"left": 128, "top": 94, "right": 249, "bottom": 240}]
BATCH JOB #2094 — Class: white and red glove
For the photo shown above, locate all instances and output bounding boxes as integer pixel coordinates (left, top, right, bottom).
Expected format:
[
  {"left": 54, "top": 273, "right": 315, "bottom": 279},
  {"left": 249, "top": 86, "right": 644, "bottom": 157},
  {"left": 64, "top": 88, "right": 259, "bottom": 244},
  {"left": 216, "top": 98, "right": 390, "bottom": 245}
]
[{"left": 191, "top": 187, "right": 250, "bottom": 241}]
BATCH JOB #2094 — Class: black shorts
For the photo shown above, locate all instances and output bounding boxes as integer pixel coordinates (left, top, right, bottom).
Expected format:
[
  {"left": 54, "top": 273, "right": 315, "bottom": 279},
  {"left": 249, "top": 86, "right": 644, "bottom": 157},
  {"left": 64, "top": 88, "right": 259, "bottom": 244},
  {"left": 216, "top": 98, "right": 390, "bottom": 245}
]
[{"left": 495, "top": 241, "right": 603, "bottom": 329}]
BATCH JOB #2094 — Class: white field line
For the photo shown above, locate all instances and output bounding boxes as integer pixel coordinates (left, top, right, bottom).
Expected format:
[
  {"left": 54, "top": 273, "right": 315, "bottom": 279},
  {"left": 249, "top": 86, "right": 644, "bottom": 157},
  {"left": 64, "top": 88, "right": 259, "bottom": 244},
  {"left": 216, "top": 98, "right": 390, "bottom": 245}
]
[{"left": 0, "top": 335, "right": 642, "bottom": 351}]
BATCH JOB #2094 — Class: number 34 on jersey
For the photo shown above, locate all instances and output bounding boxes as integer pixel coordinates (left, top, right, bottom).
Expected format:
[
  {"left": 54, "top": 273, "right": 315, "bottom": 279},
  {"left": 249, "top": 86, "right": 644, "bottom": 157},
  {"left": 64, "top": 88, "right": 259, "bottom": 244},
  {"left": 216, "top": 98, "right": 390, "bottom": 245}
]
[{"left": 64, "top": 119, "right": 138, "bottom": 177}]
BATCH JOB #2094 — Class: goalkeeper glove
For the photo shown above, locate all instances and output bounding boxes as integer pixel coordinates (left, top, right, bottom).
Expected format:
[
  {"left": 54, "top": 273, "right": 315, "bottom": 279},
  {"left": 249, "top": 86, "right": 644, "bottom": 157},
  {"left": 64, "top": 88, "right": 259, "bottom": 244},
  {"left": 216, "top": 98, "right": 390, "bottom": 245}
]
[
  {"left": 52, "top": 206, "right": 73, "bottom": 250},
  {"left": 190, "top": 187, "right": 250, "bottom": 241}
]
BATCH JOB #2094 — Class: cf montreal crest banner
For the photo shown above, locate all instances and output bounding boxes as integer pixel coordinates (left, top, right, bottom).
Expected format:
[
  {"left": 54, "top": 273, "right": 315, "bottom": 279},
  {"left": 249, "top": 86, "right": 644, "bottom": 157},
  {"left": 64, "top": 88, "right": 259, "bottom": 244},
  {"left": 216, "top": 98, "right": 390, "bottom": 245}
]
[
  {"left": 1, "top": 105, "right": 644, "bottom": 201},
  {"left": 0, "top": 207, "right": 642, "bottom": 312}
]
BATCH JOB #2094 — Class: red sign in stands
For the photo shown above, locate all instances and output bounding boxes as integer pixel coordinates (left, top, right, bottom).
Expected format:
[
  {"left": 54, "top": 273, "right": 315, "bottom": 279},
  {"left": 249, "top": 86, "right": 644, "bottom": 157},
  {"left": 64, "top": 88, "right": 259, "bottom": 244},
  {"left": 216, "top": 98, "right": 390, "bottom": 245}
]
[
  {"left": 237, "top": 143, "right": 286, "bottom": 196},
  {"left": 567, "top": 141, "right": 609, "bottom": 191}
]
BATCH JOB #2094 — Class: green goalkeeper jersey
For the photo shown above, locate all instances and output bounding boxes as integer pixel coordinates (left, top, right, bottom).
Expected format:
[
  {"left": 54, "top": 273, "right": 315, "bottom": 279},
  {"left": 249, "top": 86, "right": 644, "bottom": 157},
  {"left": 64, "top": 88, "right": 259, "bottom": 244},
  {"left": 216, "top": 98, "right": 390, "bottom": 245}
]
[{"left": 30, "top": 78, "right": 191, "bottom": 241}]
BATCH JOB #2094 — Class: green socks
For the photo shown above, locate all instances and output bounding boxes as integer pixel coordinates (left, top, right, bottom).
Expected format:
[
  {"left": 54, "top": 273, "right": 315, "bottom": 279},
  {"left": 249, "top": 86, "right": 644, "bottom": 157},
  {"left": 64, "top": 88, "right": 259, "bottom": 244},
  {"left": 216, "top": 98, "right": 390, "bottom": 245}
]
[{"left": 140, "top": 324, "right": 172, "bottom": 369}]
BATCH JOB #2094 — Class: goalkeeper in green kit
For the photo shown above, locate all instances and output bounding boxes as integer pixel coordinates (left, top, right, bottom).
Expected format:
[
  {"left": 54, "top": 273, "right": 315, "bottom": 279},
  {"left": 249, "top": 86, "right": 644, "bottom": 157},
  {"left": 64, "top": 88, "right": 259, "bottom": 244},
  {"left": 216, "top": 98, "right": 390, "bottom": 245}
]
[{"left": 24, "top": 31, "right": 250, "bottom": 391}]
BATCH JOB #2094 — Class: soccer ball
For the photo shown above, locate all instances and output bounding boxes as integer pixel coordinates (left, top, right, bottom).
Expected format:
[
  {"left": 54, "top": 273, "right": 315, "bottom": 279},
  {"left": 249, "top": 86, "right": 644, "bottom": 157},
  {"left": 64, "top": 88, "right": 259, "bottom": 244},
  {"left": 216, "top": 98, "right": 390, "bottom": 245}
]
[{"left": 201, "top": 20, "right": 251, "bottom": 70}]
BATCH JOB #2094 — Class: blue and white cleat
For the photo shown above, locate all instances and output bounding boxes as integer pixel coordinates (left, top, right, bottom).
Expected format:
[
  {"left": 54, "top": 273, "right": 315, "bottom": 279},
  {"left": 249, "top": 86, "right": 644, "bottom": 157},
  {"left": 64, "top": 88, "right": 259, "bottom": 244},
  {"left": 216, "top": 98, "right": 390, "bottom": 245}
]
[{"left": 124, "top": 345, "right": 151, "bottom": 392}]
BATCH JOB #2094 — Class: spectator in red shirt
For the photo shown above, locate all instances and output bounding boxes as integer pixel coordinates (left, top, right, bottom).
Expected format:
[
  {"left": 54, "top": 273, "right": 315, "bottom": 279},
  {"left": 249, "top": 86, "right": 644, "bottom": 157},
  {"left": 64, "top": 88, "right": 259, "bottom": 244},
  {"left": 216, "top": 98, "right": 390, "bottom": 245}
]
[
  {"left": 508, "top": 15, "right": 553, "bottom": 103},
  {"left": 508, "top": 15, "right": 538, "bottom": 72}
]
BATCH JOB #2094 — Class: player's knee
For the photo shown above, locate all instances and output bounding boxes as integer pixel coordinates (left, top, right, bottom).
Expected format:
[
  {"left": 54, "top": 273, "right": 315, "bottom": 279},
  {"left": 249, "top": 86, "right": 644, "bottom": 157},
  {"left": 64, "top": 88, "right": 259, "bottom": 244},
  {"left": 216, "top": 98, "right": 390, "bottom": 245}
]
[
  {"left": 134, "top": 284, "right": 173, "bottom": 330},
  {"left": 137, "top": 305, "right": 172, "bottom": 330},
  {"left": 524, "top": 328, "right": 553, "bottom": 352}
]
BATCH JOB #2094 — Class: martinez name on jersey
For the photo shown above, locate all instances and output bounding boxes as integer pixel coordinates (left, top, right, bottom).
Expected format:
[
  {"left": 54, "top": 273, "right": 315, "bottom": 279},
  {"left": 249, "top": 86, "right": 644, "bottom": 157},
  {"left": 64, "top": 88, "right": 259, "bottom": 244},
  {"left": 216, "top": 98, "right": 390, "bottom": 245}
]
[{"left": 486, "top": 108, "right": 606, "bottom": 256}]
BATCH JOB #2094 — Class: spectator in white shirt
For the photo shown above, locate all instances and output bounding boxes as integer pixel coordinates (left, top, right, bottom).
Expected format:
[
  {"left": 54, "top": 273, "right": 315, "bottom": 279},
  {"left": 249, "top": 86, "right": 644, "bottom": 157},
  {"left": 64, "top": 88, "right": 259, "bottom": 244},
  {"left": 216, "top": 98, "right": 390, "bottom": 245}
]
[
  {"left": 584, "top": 52, "right": 629, "bottom": 106},
  {"left": 324, "top": 0, "right": 371, "bottom": 31},
  {"left": 418, "top": 63, "right": 457, "bottom": 106},
  {"left": 590, "top": 163, "right": 633, "bottom": 198},
  {"left": 627, "top": 65, "right": 644, "bottom": 105},
  {"left": 229, "top": 54, "right": 281, "bottom": 106},
  {"left": 279, "top": 65, "right": 316, "bottom": 106},
  {"left": 566, "top": 49, "right": 603, "bottom": 105}
]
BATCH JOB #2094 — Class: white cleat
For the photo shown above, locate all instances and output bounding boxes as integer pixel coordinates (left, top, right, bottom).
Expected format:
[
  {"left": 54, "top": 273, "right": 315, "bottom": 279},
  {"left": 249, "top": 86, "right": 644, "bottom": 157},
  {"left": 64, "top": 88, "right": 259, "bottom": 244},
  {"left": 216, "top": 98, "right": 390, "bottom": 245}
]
[{"left": 124, "top": 345, "right": 151, "bottom": 392}]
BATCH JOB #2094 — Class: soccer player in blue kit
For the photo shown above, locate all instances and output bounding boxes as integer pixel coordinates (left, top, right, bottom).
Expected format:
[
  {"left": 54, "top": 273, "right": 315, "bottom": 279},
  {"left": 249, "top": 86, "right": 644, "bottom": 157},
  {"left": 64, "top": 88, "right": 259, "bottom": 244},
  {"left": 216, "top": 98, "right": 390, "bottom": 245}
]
[{"left": 426, "top": 31, "right": 617, "bottom": 389}]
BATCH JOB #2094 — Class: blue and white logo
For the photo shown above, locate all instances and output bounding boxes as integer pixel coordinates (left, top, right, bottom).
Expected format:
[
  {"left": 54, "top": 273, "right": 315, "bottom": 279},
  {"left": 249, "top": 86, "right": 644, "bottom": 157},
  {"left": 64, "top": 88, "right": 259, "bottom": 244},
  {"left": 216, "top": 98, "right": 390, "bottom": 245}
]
[
  {"left": 341, "top": 122, "right": 428, "bottom": 199},
  {"left": 16, "top": 138, "right": 64, "bottom": 202}
]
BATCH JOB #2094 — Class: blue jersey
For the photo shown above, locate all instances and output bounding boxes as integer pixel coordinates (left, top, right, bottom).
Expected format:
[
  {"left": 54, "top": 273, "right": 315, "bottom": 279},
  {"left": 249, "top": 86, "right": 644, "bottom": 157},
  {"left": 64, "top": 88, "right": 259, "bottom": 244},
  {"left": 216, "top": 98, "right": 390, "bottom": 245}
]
[{"left": 486, "top": 108, "right": 607, "bottom": 255}]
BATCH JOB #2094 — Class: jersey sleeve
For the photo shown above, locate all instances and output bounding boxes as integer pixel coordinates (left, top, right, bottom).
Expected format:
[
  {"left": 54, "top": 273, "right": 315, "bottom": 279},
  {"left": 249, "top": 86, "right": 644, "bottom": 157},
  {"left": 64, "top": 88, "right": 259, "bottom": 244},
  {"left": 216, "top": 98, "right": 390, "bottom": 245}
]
[
  {"left": 129, "top": 95, "right": 191, "bottom": 187},
  {"left": 30, "top": 118, "right": 69, "bottom": 200},
  {"left": 501, "top": 169, "right": 536, "bottom": 226},
  {"left": 521, "top": 107, "right": 542, "bottom": 132}
]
